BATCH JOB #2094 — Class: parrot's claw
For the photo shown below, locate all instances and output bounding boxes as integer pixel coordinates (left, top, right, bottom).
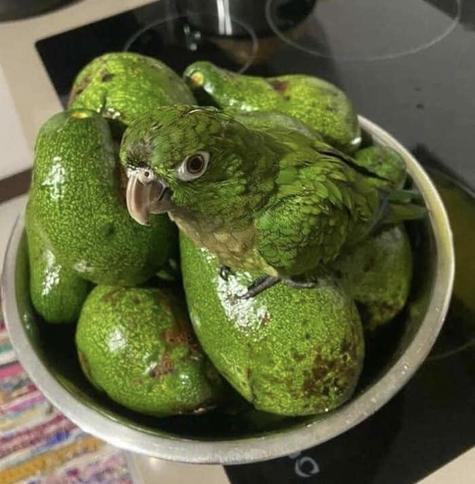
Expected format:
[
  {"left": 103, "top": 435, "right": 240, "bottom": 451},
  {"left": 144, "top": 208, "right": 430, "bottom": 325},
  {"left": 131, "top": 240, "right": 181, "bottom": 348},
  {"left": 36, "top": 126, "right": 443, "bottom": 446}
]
[
  {"left": 282, "top": 278, "right": 317, "bottom": 289},
  {"left": 239, "top": 275, "right": 316, "bottom": 298},
  {"left": 239, "top": 276, "right": 280, "bottom": 299},
  {"left": 219, "top": 265, "right": 233, "bottom": 281}
]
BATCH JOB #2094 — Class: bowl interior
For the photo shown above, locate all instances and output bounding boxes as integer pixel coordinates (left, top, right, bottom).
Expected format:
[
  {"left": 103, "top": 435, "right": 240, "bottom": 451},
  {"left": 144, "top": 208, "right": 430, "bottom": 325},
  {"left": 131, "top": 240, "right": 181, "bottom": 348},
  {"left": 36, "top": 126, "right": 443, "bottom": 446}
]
[
  {"left": 12, "top": 213, "right": 436, "bottom": 440},
  {"left": 4, "top": 117, "right": 453, "bottom": 463}
]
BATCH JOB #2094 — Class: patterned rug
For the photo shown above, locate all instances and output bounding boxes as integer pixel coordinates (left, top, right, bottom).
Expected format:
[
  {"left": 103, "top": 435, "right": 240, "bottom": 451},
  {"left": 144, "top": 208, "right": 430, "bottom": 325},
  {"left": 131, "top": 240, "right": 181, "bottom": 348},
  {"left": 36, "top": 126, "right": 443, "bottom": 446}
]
[{"left": 0, "top": 310, "right": 132, "bottom": 484}]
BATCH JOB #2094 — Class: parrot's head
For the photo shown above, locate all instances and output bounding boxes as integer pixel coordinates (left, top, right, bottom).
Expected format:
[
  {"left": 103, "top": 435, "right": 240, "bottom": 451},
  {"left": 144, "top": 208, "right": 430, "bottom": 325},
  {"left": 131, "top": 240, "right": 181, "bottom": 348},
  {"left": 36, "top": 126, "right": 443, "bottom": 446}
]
[{"left": 120, "top": 105, "right": 257, "bottom": 225}]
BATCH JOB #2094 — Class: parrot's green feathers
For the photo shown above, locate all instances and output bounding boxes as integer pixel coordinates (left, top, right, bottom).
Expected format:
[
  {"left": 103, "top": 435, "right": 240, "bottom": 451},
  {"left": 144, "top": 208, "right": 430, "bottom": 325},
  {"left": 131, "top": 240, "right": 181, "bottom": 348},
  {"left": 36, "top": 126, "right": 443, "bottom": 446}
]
[
  {"left": 119, "top": 106, "right": 424, "bottom": 277},
  {"left": 354, "top": 145, "right": 407, "bottom": 189}
]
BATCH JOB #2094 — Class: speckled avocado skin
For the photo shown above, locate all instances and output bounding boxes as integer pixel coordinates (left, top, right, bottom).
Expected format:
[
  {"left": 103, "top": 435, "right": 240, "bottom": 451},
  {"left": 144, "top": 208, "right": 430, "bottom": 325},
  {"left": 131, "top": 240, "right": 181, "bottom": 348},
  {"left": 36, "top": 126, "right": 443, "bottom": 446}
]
[
  {"left": 184, "top": 61, "right": 360, "bottom": 153},
  {"left": 334, "top": 226, "right": 412, "bottom": 331},
  {"left": 180, "top": 234, "right": 364, "bottom": 416},
  {"left": 27, "top": 110, "right": 176, "bottom": 286},
  {"left": 26, "top": 221, "right": 91, "bottom": 324},
  {"left": 69, "top": 52, "right": 195, "bottom": 126},
  {"left": 76, "top": 285, "right": 224, "bottom": 416}
]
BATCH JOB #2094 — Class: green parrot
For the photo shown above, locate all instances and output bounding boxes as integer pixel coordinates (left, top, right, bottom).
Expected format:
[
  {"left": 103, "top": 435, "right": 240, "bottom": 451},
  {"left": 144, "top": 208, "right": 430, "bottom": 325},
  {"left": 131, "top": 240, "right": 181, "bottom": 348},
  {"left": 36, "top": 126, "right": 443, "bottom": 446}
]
[{"left": 120, "top": 105, "right": 423, "bottom": 297}]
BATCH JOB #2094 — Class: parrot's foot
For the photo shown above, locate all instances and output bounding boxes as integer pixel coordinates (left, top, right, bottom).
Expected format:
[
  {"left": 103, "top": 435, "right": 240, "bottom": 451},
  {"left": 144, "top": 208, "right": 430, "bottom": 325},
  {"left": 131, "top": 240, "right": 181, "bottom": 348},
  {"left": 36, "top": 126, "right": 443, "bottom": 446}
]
[
  {"left": 239, "top": 276, "right": 280, "bottom": 299},
  {"left": 239, "top": 275, "right": 316, "bottom": 298},
  {"left": 219, "top": 265, "right": 233, "bottom": 281},
  {"left": 282, "top": 278, "right": 317, "bottom": 290}
]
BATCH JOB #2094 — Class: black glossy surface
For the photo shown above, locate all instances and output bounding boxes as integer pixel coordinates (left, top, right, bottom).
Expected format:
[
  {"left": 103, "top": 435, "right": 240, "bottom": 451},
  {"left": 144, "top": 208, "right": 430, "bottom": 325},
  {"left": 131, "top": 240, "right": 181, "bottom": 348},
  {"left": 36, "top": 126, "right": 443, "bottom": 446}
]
[
  {"left": 268, "top": 0, "right": 461, "bottom": 61},
  {"left": 35, "top": 0, "right": 475, "bottom": 481},
  {"left": 36, "top": 0, "right": 475, "bottom": 191}
]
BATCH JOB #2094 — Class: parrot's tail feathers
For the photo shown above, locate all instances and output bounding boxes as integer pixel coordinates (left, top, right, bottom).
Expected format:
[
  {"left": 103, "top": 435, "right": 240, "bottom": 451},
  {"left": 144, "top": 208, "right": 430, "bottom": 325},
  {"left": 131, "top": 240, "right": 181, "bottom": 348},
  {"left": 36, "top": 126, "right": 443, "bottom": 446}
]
[
  {"left": 386, "top": 188, "right": 424, "bottom": 204},
  {"left": 368, "top": 188, "right": 427, "bottom": 235},
  {"left": 383, "top": 203, "right": 427, "bottom": 225}
]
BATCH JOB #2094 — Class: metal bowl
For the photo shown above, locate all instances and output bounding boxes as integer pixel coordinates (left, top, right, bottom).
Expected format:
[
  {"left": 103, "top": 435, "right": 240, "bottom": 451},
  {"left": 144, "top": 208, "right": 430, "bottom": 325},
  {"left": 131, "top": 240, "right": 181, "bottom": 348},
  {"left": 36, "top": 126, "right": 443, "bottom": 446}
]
[{"left": 1, "top": 116, "right": 454, "bottom": 464}]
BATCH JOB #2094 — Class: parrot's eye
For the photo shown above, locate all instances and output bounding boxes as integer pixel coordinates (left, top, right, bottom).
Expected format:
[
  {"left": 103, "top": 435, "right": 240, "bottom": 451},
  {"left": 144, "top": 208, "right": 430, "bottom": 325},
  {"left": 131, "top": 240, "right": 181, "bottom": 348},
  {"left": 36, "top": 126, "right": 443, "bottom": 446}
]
[{"left": 177, "top": 151, "right": 210, "bottom": 181}]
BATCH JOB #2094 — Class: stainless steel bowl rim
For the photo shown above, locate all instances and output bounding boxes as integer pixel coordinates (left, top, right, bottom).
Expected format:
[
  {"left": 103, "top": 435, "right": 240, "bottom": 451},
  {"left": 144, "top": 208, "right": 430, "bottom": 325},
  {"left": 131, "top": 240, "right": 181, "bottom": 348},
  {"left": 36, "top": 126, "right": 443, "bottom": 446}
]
[{"left": 1, "top": 116, "right": 455, "bottom": 464}]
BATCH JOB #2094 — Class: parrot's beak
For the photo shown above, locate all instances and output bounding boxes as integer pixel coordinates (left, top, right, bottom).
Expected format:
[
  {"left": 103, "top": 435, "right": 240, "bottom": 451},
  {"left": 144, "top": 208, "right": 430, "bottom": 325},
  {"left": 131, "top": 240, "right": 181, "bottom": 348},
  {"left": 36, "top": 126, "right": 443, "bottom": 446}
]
[{"left": 125, "top": 168, "right": 172, "bottom": 226}]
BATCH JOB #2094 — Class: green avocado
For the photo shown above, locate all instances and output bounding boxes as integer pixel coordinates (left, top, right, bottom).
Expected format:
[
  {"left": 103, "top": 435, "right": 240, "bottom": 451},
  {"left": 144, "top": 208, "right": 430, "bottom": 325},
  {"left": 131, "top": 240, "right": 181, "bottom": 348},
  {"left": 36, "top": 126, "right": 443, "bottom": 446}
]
[
  {"left": 69, "top": 52, "right": 195, "bottom": 127},
  {"left": 27, "top": 109, "right": 176, "bottom": 286},
  {"left": 76, "top": 285, "right": 224, "bottom": 416},
  {"left": 180, "top": 234, "right": 364, "bottom": 416},
  {"left": 333, "top": 226, "right": 412, "bottom": 331},
  {"left": 184, "top": 61, "right": 361, "bottom": 152},
  {"left": 354, "top": 145, "right": 406, "bottom": 189},
  {"left": 26, "top": 221, "right": 91, "bottom": 324}
]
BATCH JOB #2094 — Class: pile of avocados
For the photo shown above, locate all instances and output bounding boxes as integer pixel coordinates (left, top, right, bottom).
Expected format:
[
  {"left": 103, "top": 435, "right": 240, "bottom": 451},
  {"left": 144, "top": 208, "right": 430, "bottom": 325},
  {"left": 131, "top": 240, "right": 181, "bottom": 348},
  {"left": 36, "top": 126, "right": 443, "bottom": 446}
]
[{"left": 26, "top": 52, "right": 413, "bottom": 418}]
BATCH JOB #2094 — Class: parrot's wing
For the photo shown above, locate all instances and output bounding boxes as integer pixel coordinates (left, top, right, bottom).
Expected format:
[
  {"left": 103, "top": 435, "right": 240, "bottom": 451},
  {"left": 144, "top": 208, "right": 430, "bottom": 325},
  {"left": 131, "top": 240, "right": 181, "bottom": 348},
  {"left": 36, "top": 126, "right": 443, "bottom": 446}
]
[
  {"left": 310, "top": 138, "right": 392, "bottom": 182},
  {"left": 255, "top": 193, "right": 350, "bottom": 276},
  {"left": 353, "top": 145, "right": 407, "bottom": 189},
  {"left": 234, "top": 110, "right": 322, "bottom": 141},
  {"left": 255, "top": 157, "right": 356, "bottom": 277}
]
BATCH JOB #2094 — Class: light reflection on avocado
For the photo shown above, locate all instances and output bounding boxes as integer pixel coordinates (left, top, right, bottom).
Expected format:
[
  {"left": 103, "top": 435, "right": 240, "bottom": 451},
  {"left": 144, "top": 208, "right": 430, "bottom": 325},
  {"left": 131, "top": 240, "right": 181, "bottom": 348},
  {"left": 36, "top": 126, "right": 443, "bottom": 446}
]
[{"left": 180, "top": 234, "right": 365, "bottom": 416}]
